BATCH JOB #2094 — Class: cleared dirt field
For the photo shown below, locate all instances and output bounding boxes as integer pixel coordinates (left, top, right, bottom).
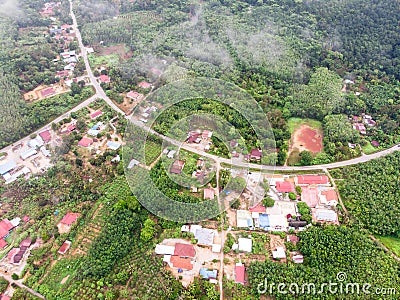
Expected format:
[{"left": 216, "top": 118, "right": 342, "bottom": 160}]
[
  {"left": 287, "top": 122, "right": 323, "bottom": 165},
  {"left": 291, "top": 124, "right": 323, "bottom": 153},
  {"left": 94, "top": 44, "right": 133, "bottom": 60}
]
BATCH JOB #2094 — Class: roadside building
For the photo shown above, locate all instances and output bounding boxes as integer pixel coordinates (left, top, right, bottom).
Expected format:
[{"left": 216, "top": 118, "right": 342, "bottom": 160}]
[
  {"left": 20, "top": 148, "right": 38, "bottom": 160},
  {"left": 276, "top": 181, "right": 295, "bottom": 193},
  {"left": 250, "top": 149, "right": 262, "bottom": 161},
  {"left": 200, "top": 268, "right": 217, "bottom": 280},
  {"left": 194, "top": 228, "right": 215, "bottom": 246},
  {"left": 295, "top": 175, "right": 329, "bottom": 186},
  {"left": 203, "top": 188, "right": 215, "bottom": 200},
  {"left": 39, "top": 130, "right": 52, "bottom": 143}
]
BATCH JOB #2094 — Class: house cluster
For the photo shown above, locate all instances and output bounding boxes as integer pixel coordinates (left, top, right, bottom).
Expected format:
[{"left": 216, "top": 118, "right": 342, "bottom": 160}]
[
  {"left": 352, "top": 114, "right": 376, "bottom": 135},
  {"left": 186, "top": 130, "right": 213, "bottom": 151},
  {"left": 294, "top": 175, "right": 339, "bottom": 224},
  {"left": 139, "top": 106, "right": 157, "bottom": 123},
  {"left": 235, "top": 174, "right": 339, "bottom": 234},
  {"left": 7, "top": 238, "right": 32, "bottom": 265},
  {"left": 181, "top": 225, "right": 221, "bottom": 252},
  {"left": 0, "top": 130, "right": 53, "bottom": 184},
  {"left": 155, "top": 225, "right": 221, "bottom": 285},
  {"left": 0, "top": 218, "right": 20, "bottom": 250},
  {"left": 237, "top": 199, "right": 298, "bottom": 232},
  {"left": 40, "top": 2, "right": 60, "bottom": 16},
  {"left": 229, "top": 140, "right": 263, "bottom": 162}
]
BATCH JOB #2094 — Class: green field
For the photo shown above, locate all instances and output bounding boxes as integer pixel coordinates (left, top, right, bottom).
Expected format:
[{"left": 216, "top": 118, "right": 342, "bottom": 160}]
[
  {"left": 362, "top": 141, "right": 379, "bottom": 154},
  {"left": 376, "top": 236, "right": 400, "bottom": 257},
  {"left": 287, "top": 117, "right": 323, "bottom": 134},
  {"left": 88, "top": 53, "right": 119, "bottom": 67}
]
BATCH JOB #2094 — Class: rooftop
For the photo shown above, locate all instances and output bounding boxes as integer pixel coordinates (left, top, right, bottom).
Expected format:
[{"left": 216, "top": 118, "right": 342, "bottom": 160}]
[
  {"left": 276, "top": 181, "right": 295, "bottom": 193},
  {"left": 60, "top": 212, "right": 80, "bottom": 226},
  {"left": 203, "top": 188, "right": 215, "bottom": 200},
  {"left": 170, "top": 256, "right": 193, "bottom": 270},
  {"left": 78, "top": 137, "right": 93, "bottom": 147},
  {"left": 174, "top": 243, "right": 195, "bottom": 258},
  {"left": 296, "top": 175, "right": 329, "bottom": 185}
]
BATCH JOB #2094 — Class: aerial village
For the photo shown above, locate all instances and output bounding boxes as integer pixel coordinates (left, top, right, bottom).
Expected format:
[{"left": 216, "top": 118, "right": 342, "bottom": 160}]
[
  {"left": 149, "top": 127, "right": 341, "bottom": 287},
  {"left": 0, "top": 2, "right": 346, "bottom": 297}
]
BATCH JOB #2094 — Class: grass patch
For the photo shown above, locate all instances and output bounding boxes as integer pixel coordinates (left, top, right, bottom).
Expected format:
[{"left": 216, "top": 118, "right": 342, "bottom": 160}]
[
  {"left": 144, "top": 140, "right": 162, "bottom": 165},
  {"left": 362, "top": 141, "right": 379, "bottom": 154},
  {"left": 287, "top": 118, "right": 323, "bottom": 134},
  {"left": 88, "top": 53, "right": 119, "bottom": 68},
  {"left": 376, "top": 235, "right": 400, "bottom": 257},
  {"left": 287, "top": 147, "right": 301, "bottom": 166}
]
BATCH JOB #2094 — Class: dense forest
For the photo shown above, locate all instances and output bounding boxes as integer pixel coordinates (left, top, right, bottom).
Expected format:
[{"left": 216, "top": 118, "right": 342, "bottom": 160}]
[{"left": 73, "top": 0, "right": 400, "bottom": 164}]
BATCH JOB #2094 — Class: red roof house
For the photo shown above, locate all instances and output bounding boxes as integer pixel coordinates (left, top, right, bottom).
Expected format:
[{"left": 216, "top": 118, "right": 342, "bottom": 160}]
[
  {"left": 67, "top": 123, "right": 76, "bottom": 132},
  {"left": 40, "top": 87, "right": 55, "bottom": 98},
  {"left": 250, "top": 149, "right": 262, "bottom": 160},
  {"left": 202, "top": 130, "right": 212, "bottom": 139},
  {"left": 170, "top": 256, "right": 193, "bottom": 270},
  {"left": 20, "top": 239, "right": 32, "bottom": 248},
  {"left": 78, "top": 137, "right": 93, "bottom": 147},
  {"left": 203, "top": 188, "right": 215, "bottom": 200},
  {"left": 90, "top": 110, "right": 103, "bottom": 119},
  {"left": 170, "top": 160, "right": 185, "bottom": 175},
  {"left": 39, "top": 130, "right": 51, "bottom": 143},
  {"left": 0, "top": 219, "right": 14, "bottom": 239},
  {"left": 0, "top": 239, "right": 7, "bottom": 249},
  {"left": 61, "top": 24, "right": 72, "bottom": 30},
  {"left": 301, "top": 186, "right": 319, "bottom": 208},
  {"left": 249, "top": 203, "right": 266, "bottom": 213},
  {"left": 139, "top": 81, "right": 152, "bottom": 89},
  {"left": 57, "top": 213, "right": 80, "bottom": 234},
  {"left": 187, "top": 132, "right": 201, "bottom": 143},
  {"left": 235, "top": 265, "right": 245, "bottom": 284},
  {"left": 99, "top": 75, "right": 111, "bottom": 83},
  {"left": 126, "top": 91, "right": 143, "bottom": 100},
  {"left": 58, "top": 240, "right": 71, "bottom": 255},
  {"left": 60, "top": 213, "right": 80, "bottom": 226},
  {"left": 371, "top": 140, "right": 380, "bottom": 147},
  {"left": 276, "top": 181, "right": 295, "bottom": 193},
  {"left": 174, "top": 243, "right": 195, "bottom": 258},
  {"left": 56, "top": 70, "right": 69, "bottom": 77},
  {"left": 0, "top": 294, "right": 11, "bottom": 300},
  {"left": 296, "top": 175, "right": 329, "bottom": 186},
  {"left": 7, "top": 248, "right": 19, "bottom": 262}
]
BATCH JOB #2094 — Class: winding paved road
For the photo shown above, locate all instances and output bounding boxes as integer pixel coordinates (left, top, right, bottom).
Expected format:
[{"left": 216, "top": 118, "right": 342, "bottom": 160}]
[
  {"left": 69, "top": 0, "right": 125, "bottom": 116},
  {"left": 2, "top": 0, "right": 399, "bottom": 171}
]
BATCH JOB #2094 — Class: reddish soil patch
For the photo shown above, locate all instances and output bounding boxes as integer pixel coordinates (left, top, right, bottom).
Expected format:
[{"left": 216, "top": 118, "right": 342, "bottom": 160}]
[
  {"left": 94, "top": 44, "right": 133, "bottom": 60},
  {"left": 291, "top": 125, "right": 323, "bottom": 153}
]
